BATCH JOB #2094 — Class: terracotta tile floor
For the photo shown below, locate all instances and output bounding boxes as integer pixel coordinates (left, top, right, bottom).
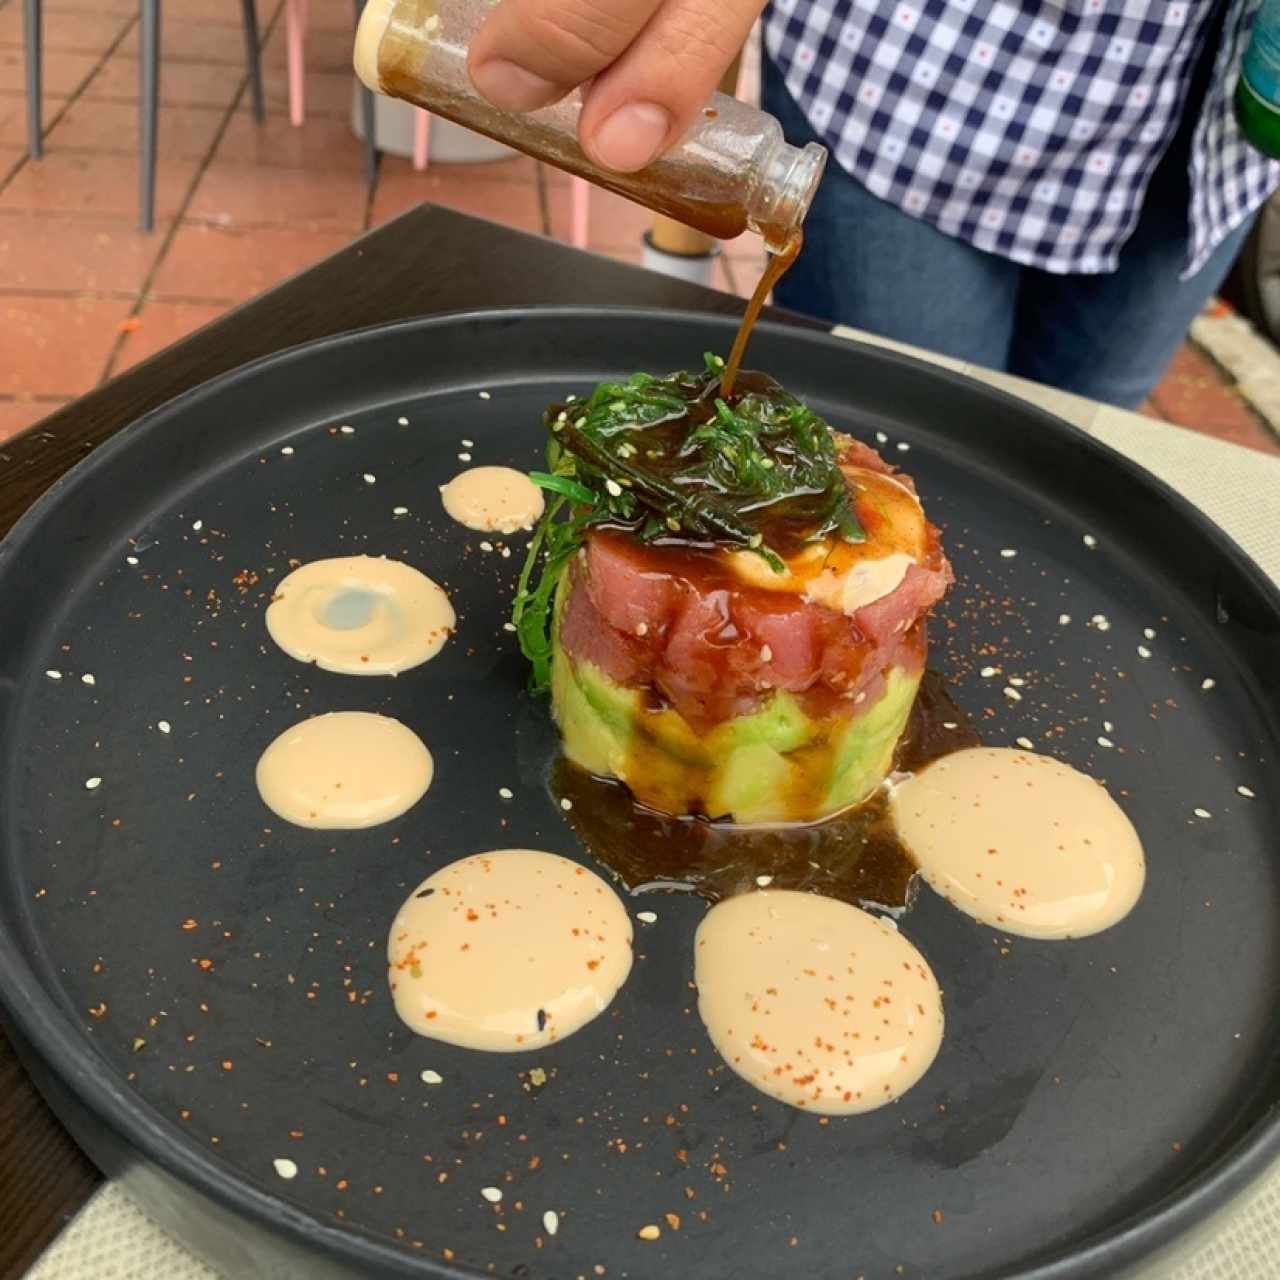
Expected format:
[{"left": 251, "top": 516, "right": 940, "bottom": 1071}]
[{"left": 1, "top": 0, "right": 1277, "bottom": 457}]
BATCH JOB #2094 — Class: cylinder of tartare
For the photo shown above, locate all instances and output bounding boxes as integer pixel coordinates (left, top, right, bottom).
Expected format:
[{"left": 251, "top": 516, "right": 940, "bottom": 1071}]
[{"left": 514, "top": 358, "right": 952, "bottom": 825}]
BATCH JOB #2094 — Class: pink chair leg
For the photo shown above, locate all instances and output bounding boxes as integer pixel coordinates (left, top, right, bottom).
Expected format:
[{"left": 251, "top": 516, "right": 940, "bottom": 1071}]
[
  {"left": 412, "top": 109, "right": 430, "bottom": 171},
  {"left": 570, "top": 176, "right": 590, "bottom": 249},
  {"left": 286, "top": 0, "right": 306, "bottom": 126}
]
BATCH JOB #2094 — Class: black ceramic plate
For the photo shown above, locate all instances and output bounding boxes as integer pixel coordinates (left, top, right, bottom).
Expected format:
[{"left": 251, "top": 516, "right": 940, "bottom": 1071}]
[{"left": 1, "top": 309, "right": 1278, "bottom": 1280}]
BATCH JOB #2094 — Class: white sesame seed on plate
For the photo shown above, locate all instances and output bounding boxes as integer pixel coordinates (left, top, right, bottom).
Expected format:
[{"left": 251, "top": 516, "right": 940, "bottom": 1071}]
[
  {"left": 393, "top": 506, "right": 409, "bottom": 516},
  {"left": 280, "top": 446, "right": 294, "bottom": 456},
  {"left": 942, "top": 721, "right": 958, "bottom": 730},
  {"left": 501, "top": 547, "right": 511, "bottom": 558},
  {"left": 191, "top": 520, "right": 203, "bottom": 532},
  {"left": 126, "top": 555, "right": 139, "bottom": 565},
  {"left": 1090, "top": 614, "right": 1111, "bottom": 631},
  {"left": 498, "top": 787, "right": 513, "bottom": 800},
  {"left": 1201, "top": 678, "right": 1216, "bottom": 690},
  {"left": 273, "top": 1158, "right": 298, "bottom": 1180},
  {"left": 1193, "top": 807, "right": 1212, "bottom": 819},
  {"left": 1103, "top": 720, "right": 1113, "bottom": 733},
  {"left": 458, "top": 452, "right": 472, "bottom": 462},
  {"left": 481, "top": 1187, "right": 502, "bottom": 1203},
  {"left": 1137, "top": 645, "right": 1151, "bottom": 659},
  {"left": 81, "top": 673, "right": 96, "bottom": 686},
  {"left": 636, "top": 911, "right": 657, "bottom": 924},
  {"left": 1083, "top": 534, "right": 1097, "bottom": 548},
  {"left": 397, "top": 416, "right": 409, "bottom": 426},
  {"left": 1097, "top": 736, "right": 1114, "bottom": 749},
  {"left": 755, "top": 875, "right": 773, "bottom": 887},
  {"left": 999, "top": 548, "right": 1017, "bottom": 559},
  {"left": 1016, "top": 736, "right": 1034, "bottom": 750},
  {"left": 543, "top": 1210, "right": 559, "bottom": 1236},
  {"left": 478, "top": 391, "right": 491, "bottom": 400},
  {"left": 1003, "top": 686, "right": 1022, "bottom": 701},
  {"left": 157, "top": 720, "right": 171, "bottom": 734},
  {"left": 875, "top": 431, "right": 889, "bottom": 444},
  {"left": 980, "top": 666, "right": 999, "bottom": 678},
  {"left": 461, "top": 438, "right": 474, "bottom": 448},
  {"left": 363, "top": 473, "right": 376, "bottom": 485},
  {"left": 1058, "top": 613, "right": 1071, "bottom": 625},
  {"left": 480, "top": 541, "right": 494, "bottom": 552},
  {"left": 896, "top": 441, "right": 911, "bottom": 452},
  {"left": 1238, "top": 785, "right": 1256, "bottom": 799},
  {"left": 560, "top": 798, "right": 573, "bottom": 811},
  {"left": 45, "top": 670, "right": 62, "bottom": 681},
  {"left": 605, "top": 479, "right": 623, "bottom": 498},
  {"left": 1143, "top": 627, "right": 1156, "bottom": 640},
  {"left": 85, "top": 776, "right": 102, "bottom": 790},
  {"left": 1008, "top": 676, "right": 1025, "bottom": 687},
  {"left": 503, "top": 622, "right": 517, "bottom": 633},
  {"left": 421, "top": 1069, "right": 443, "bottom": 1085},
  {"left": 339, "top": 424, "right": 355, "bottom": 435}
]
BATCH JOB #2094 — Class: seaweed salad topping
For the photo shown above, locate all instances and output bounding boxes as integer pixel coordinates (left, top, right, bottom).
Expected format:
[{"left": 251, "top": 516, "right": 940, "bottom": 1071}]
[{"left": 513, "top": 356, "right": 865, "bottom": 691}]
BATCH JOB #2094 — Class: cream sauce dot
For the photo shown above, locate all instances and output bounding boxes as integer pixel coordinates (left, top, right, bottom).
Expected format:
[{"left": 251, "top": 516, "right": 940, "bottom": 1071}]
[
  {"left": 440, "top": 466, "right": 545, "bottom": 534},
  {"left": 890, "top": 747, "right": 1145, "bottom": 939},
  {"left": 695, "top": 890, "right": 943, "bottom": 1115},
  {"left": 387, "top": 850, "right": 633, "bottom": 1051},
  {"left": 266, "top": 555, "right": 454, "bottom": 676},
  {"left": 256, "top": 712, "right": 432, "bottom": 828}
]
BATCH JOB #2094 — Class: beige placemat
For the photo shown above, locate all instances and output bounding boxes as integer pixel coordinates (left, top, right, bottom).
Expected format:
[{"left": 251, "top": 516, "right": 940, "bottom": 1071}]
[{"left": 27, "top": 335, "right": 1280, "bottom": 1279}]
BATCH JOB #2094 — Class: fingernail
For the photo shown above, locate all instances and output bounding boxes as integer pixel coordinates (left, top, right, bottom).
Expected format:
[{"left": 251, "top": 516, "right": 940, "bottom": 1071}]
[
  {"left": 589, "top": 102, "right": 671, "bottom": 172},
  {"left": 470, "top": 58, "right": 559, "bottom": 112}
]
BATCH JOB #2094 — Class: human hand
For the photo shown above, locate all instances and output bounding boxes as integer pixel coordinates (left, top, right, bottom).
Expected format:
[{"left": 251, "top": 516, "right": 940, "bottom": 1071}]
[{"left": 467, "top": 0, "right": 765, "bottom": 173}]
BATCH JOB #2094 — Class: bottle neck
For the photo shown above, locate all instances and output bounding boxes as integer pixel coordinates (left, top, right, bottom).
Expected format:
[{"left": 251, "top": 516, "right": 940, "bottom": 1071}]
[{"left": 745, "top": 140, "right": 827, "bottom": 253}]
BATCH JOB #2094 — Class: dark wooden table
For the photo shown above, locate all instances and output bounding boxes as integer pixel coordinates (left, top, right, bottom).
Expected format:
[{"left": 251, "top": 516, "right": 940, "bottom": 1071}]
[{"left": 0, "top": 205, "right": 810, "bottom": 1278}]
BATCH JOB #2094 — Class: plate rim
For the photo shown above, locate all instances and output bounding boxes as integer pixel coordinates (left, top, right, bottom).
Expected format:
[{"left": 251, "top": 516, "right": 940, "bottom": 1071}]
[{"left": 1, "top": 304, "right": 1278, "bottom": 1280}]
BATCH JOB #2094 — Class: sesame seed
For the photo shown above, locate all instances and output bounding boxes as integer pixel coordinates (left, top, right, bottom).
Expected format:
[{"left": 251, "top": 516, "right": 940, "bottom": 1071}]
[
  {"left": 1193, "top": 808, "right": 1212, "bottom": 819},
  {"left": 875, "top": 431, "right": 888, "bottom": 444},
  {"left": 1143, "top": 627, "right": 1156, "bottom": 640},
  {"left": 501, "top": 547, "right": 511, "bottom": 559},
  {"left": 1103, "top": 720, "right": 1113, "bottom": 733},
  {"left": 1008, "top": 676, "right": 1025, "bottom": 687},
  {"left": 273, "top": 1158, "right": 298, "bottom": 1180},
  {"left": 896, "top": 441, "right": 911, "bottom": 452},
  {"left": 339, "top": 424, "right": 355, "bottom": 434},
  {"left": 45, "top": 670, "right": 62, "bottom": 681},
  {"left": 637, "top": 1225, "right": 661, "bottom": 1241},
  {"left": 280, "top": 446, "right": 294, "bottom": 456},
  {"left": 85, "top": 776, "right": 102, "bottom": 790},
  {"left": 157, "top": 720, "right": 171, "bottom": 734},
  {"left": 1003, "top": 687, "right": 1022, "bottom": 701},
  {"left": 126, "top": 555, "right": 139, "bottom": 565},
  {"left": 942, "top": 721, "right": 958, "bottom": 729},
  {"left": 393, "top": 506, "right": 409, "bottom": 516},
  {"left": 461, "top": 438, "right": 474, "bottom": 448},
  {"left": 503, "top": 622, "right": 517, "bottom": 633},
  {"left": 1238, "top": 785, "right": 1256, "bottom": 799},
  {"left": 1083, "top": 534, "right": 1097, "bottom": 548},
  {"left": 1090, "top": 614, "right": 1111, "bottom": 631},
  {"left": 543, "top": 1211, "right": 559, "bottom": 1236},
  {"left": 481, "top": 1187, "right": 502, "bottom": 1203},
  {"left": 191, "top": 519, "right": 203, "bottom": 532},
  {"left": 420, "top": 1069, "right": 443, "bottom": 1085},
  {"left": 636, "top": 911, "right": 657, "bottom": 924},
  {"left": 999, "top": 549, "right": 1017, "bottom": 558},
  {"left": 755, "top": 875, "right": 773, "bottom": 887},
  {"left": 560, "top": 798, "right": 573, "bottom": 811},
  {"left": 363, "top": 473, "right": 376, "bottom": 485},
  {"left": 397, "top": 416, "right": 409, "bottom": 426},
  {"left": 458, "top": 452, "right": 472, "bottom": 462},
  {"left": 82, "top": 673, "right": 96, "bottom": 686},
  {"left": 635, "top": 622, "right": 648, "bottom": 636},
  {"left": 478, "top": 391, "right": 491, "bottom": 400},
  {"left": 605, "top": 479, "right": 623, "bottom": 498},
  {"left": 498, "top": 787, "right": 513, "bottom": 800},
  {"left": 1016, "top": 737, "right": 1034, "bottom": 750},
  {"left": 1201, "top": 678, "right": 1216, "bottom": 690},
  {"left": 1137, "top": 645, "right": 1151, "bottom": 659},
  {"left": 761, "top": 645, "right": 773, "bottom": 662},
  {"left": 980, "top": 666, "right": 999, "bottom": 678},
  {"left": 480, "top": 540, "right": 494, "bottom": 552},
  {"left": 1097, "top": 736, "right": 1114, "bottom": 749}
]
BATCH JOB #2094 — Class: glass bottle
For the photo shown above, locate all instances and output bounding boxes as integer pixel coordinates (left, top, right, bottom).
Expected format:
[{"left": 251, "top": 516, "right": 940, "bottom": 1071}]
[
  {"left": 354, "top": 0, "right": 827, "bottom": 251},
  {"left": 1236, "top": 0, "right": 1280, "bottom": 159}
]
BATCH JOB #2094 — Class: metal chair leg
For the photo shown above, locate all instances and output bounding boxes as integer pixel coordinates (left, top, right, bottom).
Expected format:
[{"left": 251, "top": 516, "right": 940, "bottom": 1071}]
[
  {"left": 354, "top": 0, "right": 378, "bottom": 188},
  {"left": 240, "top": 0, "right": 265, "bottom": 124},
  {"left": 139, "top": 0, "right": 160, "bottom": 232},
  {"left": 23, "top": 0, "right": 42, "bottom": 159}
]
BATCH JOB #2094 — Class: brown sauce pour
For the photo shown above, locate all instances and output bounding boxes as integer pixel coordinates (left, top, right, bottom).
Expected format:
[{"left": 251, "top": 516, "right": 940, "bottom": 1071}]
[
  {"left": 721, "top": 233, "right": 801, "bottom": 399},
  {"left": 553, "top": 671, "right": 979, "bottom": 912}
]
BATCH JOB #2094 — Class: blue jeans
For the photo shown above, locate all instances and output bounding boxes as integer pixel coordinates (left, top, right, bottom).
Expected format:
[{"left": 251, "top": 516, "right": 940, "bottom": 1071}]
[{"left": 762, "top": 55, "right": 1256, "bottom": 408}]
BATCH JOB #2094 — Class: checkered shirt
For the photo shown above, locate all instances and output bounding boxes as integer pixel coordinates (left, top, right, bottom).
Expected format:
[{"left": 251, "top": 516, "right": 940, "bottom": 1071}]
[{"left": 763, "top": 0, "right": 1280, "bottom": 276}]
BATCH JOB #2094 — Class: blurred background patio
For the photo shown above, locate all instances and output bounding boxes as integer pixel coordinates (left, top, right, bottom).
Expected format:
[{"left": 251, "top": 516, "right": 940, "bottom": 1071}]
[{"left": 1, "top": 0, "right": 1277, "bottom": 455}]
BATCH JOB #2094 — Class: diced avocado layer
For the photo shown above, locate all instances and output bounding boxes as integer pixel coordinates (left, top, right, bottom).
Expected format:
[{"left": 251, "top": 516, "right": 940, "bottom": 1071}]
[{"left": 551, "top": 601, "right": 921, "bottom": 824}]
